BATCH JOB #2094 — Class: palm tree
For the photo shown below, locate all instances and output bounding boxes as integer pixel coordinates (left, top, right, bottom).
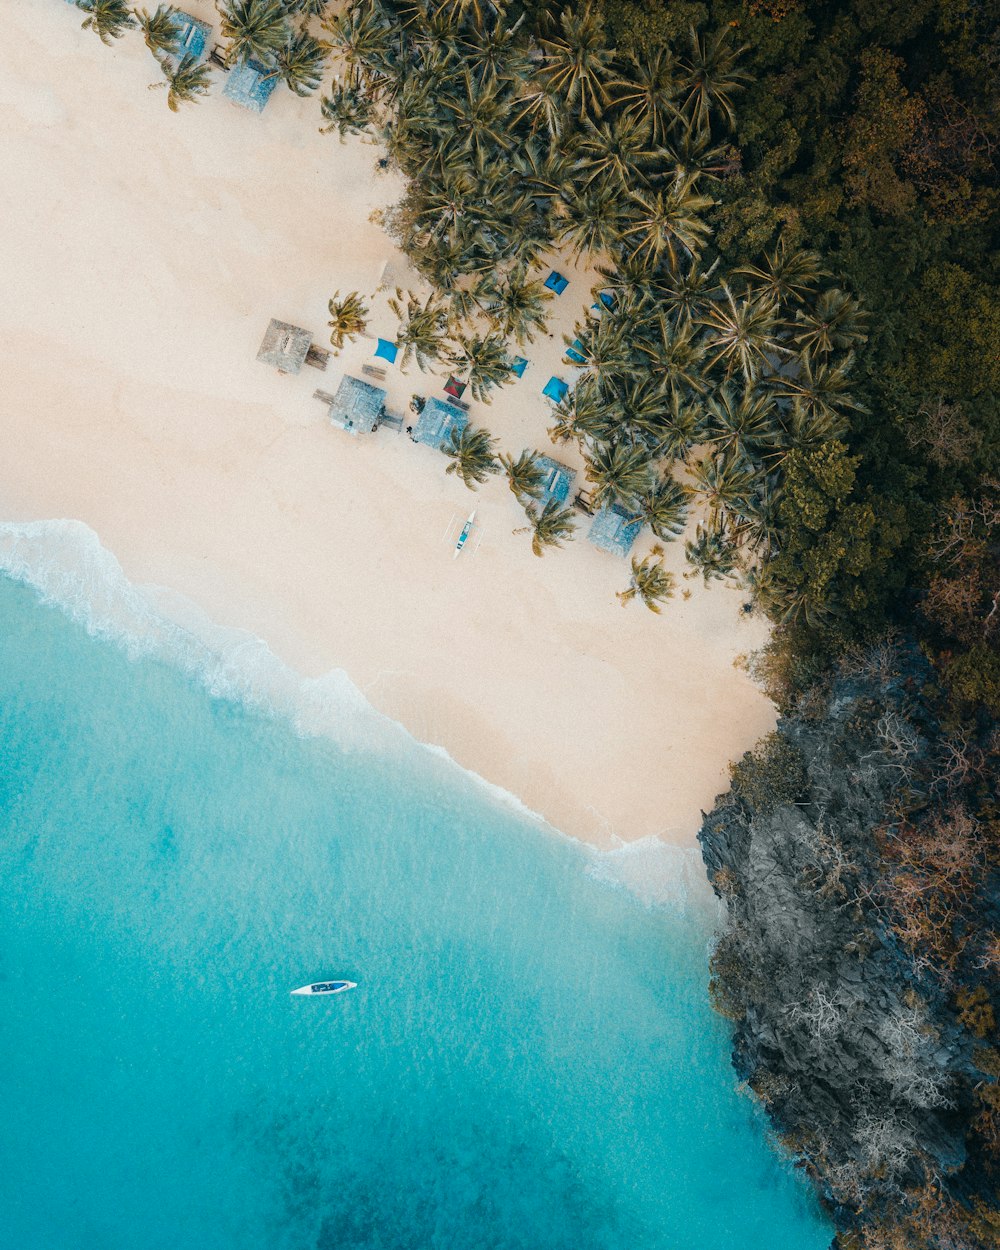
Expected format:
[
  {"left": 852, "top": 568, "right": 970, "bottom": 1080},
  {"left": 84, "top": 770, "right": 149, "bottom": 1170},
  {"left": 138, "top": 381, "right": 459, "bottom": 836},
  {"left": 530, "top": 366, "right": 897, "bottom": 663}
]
[
  {"left": 319, "top": 74, "right": 374, "bottom": 138},
  {"left": 149, "top": 52, "right": 213, "bottom": 110},
  {"left": 636, "top": 311, "right": 706, "bottom": 398},
  {"left": 609, "top": 47, "right": 679, "bottom": 145},
  {"left": 281, "top": 0, "right": 329, "bottom": 15},
  {"left": 444, "top": 425, "right": 501, "bottom": 489},
  {"left": 687, "top": 452, "right": 756, "bottom": 525},
  {"left": 635, "top": 476, "right": 689, "bottom": 540},
  {"left": 499, "top": 449, "right": 546, "bottom": 501},
  {"left": 569, "top": 314, "right": 631, "bottom": 387},
  {"left": 731, "top": 478, "right": 783, "bottom": 557},
  {"left": 659, "top": 256, "right": 721, "bottom": 322},
  {"left": 618, "top": 545, "right": 675, "bottom": 612},
  {"left": 623, "top": 174, "right": 714, "bottom": 270},
  {"left": 78, "top": 0, "right": 137, "bottom": 45},
  {"left": 585, "top": 441, "right": 652, "bottom": 512},
  {"left": 677, "top": 25, "right": 750, "bottom": 132},
  {"left": 684, "top": 522, "right": 738, "bottom": 582},
  {"left": 327, "top": 290, "right": 369, "bottom": 348},
  {"left": 577, "top": 113, "right": 655, "bottom": 190},
  {"left": 447, "top": 334, "right": 512, "bottom": 402},
  {"left": 272, "top": 29, "right": 328, "bottom": 95},
  {"left": 517, "top": 498, "right": 577, "bottom": 556},
  {"left": 321, "top": 2, "right": 393, "bottom": 82},
  {"left": 388, "top": 289, "right": 451, "bottom": 372},
  {"left": 482, "top": 266, "right": 552, "bottom": 345},
  {"left": 136, "top": 4, "right": 181, "bottom": 56},
  {"left": 458, "top": 12, "right": 531, "bottom": 88},
  {"left": 774, "top": 353, "right": 864, "bottom": 423},
  {"left": 792, "top": 288, "right": 868, "bottom": 358},
  {"left": 701, "top": 384, "right": 783, "bottom": 467},
  {"left": 218, "top": 0, "right": 288, "bottom": 67},
  {"left": 699, "top": 283, "right": 782, "bottom": 382},
  {"left": 536, "top": 3, "right": 615, "bottom": 122},
  {"left": 734, "top": 236, "right": 827, "bottom": 307},
  {"left": 558, "top": 184, "right": 624, "bottom": 261}
]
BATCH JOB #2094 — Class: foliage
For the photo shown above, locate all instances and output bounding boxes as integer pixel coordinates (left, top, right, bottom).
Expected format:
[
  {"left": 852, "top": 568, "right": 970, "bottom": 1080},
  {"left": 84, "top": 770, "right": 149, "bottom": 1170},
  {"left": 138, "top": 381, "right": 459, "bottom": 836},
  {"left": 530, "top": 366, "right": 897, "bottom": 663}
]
[
  {"left": 136, "top": 4, "right": 182, "bottom": 56},
  {"left": 327, "top": 290, "right": 369, "bottom": 349},
  {"left": 617, "top": 544, "right": 675, "bottom": 611},
  {"left": 76, "top": 0, "right": 137, "bottom": 45},
  {"left": 443, "top": 425, "right": 501, "bottom": 490},
  {"left": 217, "top": 0, "right": 289, "bottom": 67},
  {"left": 149, "top": 52, "right": 213, "bottom": 111},
  {"left": 517, "top": 498, "right": 578, "bottom": 557}
]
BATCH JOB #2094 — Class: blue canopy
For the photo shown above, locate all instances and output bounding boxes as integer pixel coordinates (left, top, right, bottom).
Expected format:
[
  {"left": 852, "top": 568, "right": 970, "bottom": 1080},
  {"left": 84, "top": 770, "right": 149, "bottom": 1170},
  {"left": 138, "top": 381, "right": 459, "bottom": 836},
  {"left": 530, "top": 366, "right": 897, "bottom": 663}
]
[
  {"left": 412, "top": 397, "right": 468, "bottom": 450},
  {"left": 374, "top": 338, "right": 398, "bottom": 363},
  {"left": 223, "top": 59, "right": 278, "bottom": 113},
  {"left": 543, "top": 376, "right": 569, "bottom": 403},
  {"left": 564, "top": 339, "right": 586, "bottom": 365},
  {"left": 544, "top": 271, "right": 569, "bottom": 295},
  {"left": 510, "top": 356, "right": 528, "bottom": 378},
  {"left": 588, "top": 504, "right": 643, "bottom": 557}
]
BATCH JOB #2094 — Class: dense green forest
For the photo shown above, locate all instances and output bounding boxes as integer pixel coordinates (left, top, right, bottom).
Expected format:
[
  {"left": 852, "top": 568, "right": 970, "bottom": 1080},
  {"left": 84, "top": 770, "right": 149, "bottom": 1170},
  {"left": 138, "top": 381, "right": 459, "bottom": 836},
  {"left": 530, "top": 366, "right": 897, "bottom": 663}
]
[{"left": 75, "top": 0, "right": 999, "bottom": 1241}]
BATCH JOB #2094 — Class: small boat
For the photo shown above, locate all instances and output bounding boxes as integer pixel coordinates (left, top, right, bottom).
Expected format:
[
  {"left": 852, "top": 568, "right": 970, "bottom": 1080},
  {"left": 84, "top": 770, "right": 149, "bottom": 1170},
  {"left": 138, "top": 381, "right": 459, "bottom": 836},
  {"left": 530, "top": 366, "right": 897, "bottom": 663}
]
[
  {"left": 454, "top": 510, "right": 476, "bottom": 559},
  {"left": 290, "top": 980, "right": 357, "bottom": 996}
]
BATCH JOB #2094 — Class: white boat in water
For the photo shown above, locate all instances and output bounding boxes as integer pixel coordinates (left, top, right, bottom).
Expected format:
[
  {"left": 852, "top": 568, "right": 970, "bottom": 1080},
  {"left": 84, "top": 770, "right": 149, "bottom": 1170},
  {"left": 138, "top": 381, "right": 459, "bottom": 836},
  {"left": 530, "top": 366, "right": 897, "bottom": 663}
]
[{"left": 290, "top": 980, "right": 357, "bottom": 996}]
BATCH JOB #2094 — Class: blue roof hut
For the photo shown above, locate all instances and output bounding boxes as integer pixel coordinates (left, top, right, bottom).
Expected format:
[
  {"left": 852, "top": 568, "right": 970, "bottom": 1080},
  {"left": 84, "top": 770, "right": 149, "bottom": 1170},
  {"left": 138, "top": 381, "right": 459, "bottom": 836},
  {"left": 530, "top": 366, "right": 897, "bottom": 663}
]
[
  {"left": 171, "top": 11, "right": 212, "bottom": 60},
  {"left": 327, "top": 375, "right": 386, "bottom": 434},
  {"left": 223, "top": 59, "right": 279, "bottom": 112},
  {"left": 412, "top": 397, "right": 468, "bottom": 451},
  {"left": 534, "top": 456, "right": 576, "bottom": 508},
  {"left": 256, "top": 319, "right": 312, "bottom": 374},
  {"left": 587, "top": 504, "right": 643, "bottom": 557}
]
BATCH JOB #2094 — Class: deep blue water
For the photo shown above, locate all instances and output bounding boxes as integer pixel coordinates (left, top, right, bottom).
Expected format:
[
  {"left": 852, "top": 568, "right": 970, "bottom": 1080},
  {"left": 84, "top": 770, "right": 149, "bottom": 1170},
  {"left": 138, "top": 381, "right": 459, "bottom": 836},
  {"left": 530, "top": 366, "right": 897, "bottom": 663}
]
[{"left": 0, "top": 554, "right": 831, "bottom": 1249}]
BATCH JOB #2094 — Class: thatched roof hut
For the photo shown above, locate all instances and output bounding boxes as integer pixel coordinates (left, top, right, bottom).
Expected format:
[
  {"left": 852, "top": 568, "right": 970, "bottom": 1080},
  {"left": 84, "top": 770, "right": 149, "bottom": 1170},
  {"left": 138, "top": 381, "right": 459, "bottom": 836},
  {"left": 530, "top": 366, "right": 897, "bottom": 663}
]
[{"left": 256, "top": 319, "right": 312, "bottom": 375}]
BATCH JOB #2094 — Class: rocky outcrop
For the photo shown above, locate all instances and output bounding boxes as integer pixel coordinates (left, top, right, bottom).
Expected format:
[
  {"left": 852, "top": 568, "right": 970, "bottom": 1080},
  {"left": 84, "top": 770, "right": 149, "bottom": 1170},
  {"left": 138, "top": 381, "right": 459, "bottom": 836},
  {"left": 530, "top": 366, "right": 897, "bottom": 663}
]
[{"left": 698, "top": 652, "right": 990, "bottom": 1231}]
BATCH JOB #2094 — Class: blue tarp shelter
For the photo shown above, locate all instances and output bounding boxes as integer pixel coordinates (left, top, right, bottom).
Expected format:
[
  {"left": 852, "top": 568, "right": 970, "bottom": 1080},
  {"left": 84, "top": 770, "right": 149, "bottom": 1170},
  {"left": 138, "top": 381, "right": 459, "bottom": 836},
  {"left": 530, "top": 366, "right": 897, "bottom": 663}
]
[
  {"left": 564, "top": 339, "right": 586, "bottom": 365},
  {"left": 588, "top": 504, "right": 643, "bottom": 557},
  {"left": 534, "top": 456, "right": 576, "bottom": 508},
  {"left": 223, "top": 59, "right": 278, "bottom": 112},
  {"left": 328, "top": 374, "right": 386, "bottom": 434},
  {"left": 511, "top": 356, "right": 528, "bottom": 378},
  {"left": 544, "top": 271, "right": 569, "bottom": 295},
  {"left": 172, "top": 11, "right": 211, "bottom": 60},
  {"left": 543, "top": 376, "right": 569, "bottom": 403},
  {"left": 374, "top": 338, "right": 398, "bottom": 363},
  {"left": 413, "top": 397, "right": 468, "bottom": 450}
]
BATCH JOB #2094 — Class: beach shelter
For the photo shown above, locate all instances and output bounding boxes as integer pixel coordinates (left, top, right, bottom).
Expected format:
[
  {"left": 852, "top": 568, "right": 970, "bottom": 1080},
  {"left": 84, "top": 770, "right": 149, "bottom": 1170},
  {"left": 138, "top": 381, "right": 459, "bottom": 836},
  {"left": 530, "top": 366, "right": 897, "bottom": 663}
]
[
  {"left": 534, "top": 456, "right": 577, "bottom": 509},
  {"left": 256, "top": 319, "right": 312, "bottom": 374},
  {"left": 328, "top": 374, "right": 386, "bottom": 435},
  {"left": 511, "top": 357, "right": 528, "bottom": 379},
  {"left": 412, "top": 397, "right": 468, "bottom": 450},
  {"left": 443, "top": 376, "right": 467, "bottom": 400},
  {"left": 587, "top": 504, "right": 643, "bottom": 557},
  {"left": 564, "top": 339, "right": 587, "bottom": 365},
  {"left": 374, "top": 338, "right": 398, "bottom": 364},
  {"left": 171, "top": 10, "right": 212, "bottom": 60},
  {"left": 542, "top": 376, "right": 569, "bottom": 403},
  {"left": 223, "top": 59, "right": 279, "bottom": 112},
  {"left": 544, "top": 271, "right": 569, "bottom": 295}
]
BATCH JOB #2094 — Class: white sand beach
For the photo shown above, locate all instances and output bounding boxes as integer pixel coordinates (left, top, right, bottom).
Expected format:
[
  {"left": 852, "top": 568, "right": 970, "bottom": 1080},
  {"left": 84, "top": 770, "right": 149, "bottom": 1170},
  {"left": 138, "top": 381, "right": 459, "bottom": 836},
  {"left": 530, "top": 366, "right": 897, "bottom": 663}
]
[{"left": 0, "top": 2, "right": 775, "bottom": 849}]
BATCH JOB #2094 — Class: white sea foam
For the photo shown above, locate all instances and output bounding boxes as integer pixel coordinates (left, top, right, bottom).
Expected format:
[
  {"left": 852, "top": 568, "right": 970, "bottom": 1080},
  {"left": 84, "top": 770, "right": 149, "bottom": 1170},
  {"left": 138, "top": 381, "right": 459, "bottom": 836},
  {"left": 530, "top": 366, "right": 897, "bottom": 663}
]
[{"left": 0, "top": 518, "right": 703, "bottom": 908}]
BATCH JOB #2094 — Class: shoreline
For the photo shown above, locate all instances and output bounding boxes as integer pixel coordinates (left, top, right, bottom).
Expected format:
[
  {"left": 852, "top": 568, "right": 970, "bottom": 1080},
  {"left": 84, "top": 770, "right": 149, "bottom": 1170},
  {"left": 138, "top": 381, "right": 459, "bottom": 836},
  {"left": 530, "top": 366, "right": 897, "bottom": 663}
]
[
  {"left": 0, "top": 2, "right": 776, "bottom": 850},
  {"left": 0, "top": 514, "right": 720, "bottom": 915}
]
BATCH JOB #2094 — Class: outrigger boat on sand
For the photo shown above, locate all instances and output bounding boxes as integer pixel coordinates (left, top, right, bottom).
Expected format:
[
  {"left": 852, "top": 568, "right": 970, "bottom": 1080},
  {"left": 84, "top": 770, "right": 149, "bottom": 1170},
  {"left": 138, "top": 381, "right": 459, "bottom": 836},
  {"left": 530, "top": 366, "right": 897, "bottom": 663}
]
[
  {"left": 454, "top": 510, "right": 476, "bottom": 559},
  {"left": 290, "top": 980, "right": 357, "bottom": 996}
]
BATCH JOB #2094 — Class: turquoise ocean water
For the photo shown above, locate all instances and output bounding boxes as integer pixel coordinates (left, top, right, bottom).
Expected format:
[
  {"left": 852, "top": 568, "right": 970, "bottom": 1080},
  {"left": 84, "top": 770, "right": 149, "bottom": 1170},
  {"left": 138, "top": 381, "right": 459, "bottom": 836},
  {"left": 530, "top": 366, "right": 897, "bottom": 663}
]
[{"left": 0, "top": 523, "right": 831, "bottom": 1249}]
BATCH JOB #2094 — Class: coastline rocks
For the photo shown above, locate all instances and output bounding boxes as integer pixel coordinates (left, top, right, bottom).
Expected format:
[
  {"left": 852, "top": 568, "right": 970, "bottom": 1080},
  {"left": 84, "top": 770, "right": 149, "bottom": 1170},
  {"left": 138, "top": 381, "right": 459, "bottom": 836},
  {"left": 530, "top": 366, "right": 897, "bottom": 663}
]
[{"left": 698, "top": 652, "right": 981, "bottom": 1228}]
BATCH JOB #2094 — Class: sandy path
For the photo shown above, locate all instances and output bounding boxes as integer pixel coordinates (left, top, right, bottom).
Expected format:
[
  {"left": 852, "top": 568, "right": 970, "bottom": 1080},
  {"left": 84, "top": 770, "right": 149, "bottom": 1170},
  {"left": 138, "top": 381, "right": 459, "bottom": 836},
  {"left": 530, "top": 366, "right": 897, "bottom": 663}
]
[{"left": 0, "top": 2, "right": 774, "bottom": 848}]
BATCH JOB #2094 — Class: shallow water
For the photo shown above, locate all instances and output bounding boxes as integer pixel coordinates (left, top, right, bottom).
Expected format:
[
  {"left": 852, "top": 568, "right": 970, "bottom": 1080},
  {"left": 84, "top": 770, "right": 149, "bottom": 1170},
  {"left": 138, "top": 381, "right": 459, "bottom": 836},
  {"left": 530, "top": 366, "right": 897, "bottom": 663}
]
[{"left": 0, "top": 539, "right": 831, "bottom": 1249}]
